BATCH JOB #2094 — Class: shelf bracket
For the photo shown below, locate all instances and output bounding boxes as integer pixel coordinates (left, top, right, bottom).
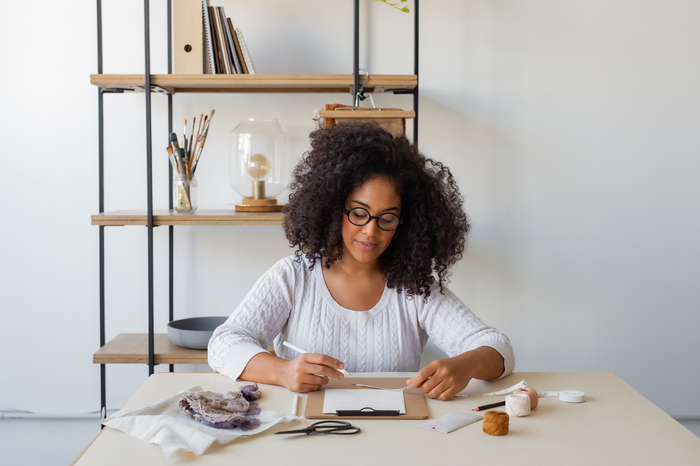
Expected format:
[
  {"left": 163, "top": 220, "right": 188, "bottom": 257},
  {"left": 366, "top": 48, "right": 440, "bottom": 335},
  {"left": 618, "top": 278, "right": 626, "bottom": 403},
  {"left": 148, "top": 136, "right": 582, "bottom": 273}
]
[
  {"left": 98, "top": 84, "right": 174, "bottom": 94},
  {"left": 151, "top": 85, "right": 174, "bottom": 95},
  {"left": 101, "top": 88, "right": 131, "bottom": 94},
  {"left": 350, "top": 70, "right": 370, "bottom": 106}
]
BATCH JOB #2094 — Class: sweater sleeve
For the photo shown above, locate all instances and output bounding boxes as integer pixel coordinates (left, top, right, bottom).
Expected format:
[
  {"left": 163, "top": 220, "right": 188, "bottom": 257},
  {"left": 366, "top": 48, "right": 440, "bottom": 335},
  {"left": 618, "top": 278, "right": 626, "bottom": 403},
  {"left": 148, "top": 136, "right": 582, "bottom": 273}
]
[
  {"left": 417, "top": 287, "right": 515, "bottom": 380},
  {"left": 208, "top": 258, "right": 296, "bottom": 380}
]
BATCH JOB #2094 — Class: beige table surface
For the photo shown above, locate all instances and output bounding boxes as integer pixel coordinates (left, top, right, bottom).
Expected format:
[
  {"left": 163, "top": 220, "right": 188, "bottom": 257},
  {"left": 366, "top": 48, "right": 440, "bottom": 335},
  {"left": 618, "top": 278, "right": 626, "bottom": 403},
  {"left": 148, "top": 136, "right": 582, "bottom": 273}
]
[{"left": 73, "top": 372, "right": 700, "bottom": 465}]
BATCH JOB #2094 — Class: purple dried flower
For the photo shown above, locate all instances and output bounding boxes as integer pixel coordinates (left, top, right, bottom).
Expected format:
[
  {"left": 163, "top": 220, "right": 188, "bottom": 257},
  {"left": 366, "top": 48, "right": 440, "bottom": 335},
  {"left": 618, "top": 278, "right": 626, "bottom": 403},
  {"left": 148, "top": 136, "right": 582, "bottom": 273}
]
[
  {"left": 240, "top": 384, "right": 262, "bottom": 401},
  {"left": 179, "top": 385, "right": 263, "bottom": 430}
]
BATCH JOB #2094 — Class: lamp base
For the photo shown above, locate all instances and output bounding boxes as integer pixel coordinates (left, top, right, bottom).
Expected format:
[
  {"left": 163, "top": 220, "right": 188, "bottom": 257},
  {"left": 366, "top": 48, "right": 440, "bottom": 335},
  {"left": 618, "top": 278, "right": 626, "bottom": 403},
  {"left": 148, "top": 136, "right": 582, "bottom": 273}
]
[{"left": 235, "top": 197, "right": 284, "bottom": 212}]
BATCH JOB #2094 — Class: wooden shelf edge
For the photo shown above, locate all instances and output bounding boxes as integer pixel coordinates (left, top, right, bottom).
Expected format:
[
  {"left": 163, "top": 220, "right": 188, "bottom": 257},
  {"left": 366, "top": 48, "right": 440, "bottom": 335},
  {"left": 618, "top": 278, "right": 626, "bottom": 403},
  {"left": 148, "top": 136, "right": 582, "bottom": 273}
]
[
  {"left": 91, "top": 209, "right": 285, "bottom": 226},
  {"left": 93, "top": 333, "right": 209, "bottom": 365},
  {"left": 90, "top": 73, "right": 417, "bottom": 94},
  {"left": 318, "top": 110, "right": 416, "bottom": 119}
]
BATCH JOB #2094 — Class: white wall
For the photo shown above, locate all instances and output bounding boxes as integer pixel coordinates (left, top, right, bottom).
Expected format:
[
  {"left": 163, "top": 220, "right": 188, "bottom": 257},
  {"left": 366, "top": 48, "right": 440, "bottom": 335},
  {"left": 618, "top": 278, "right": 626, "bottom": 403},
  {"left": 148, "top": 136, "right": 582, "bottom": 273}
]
[{"left": 1, "top": 0, "right": 698, "bottom": 419}]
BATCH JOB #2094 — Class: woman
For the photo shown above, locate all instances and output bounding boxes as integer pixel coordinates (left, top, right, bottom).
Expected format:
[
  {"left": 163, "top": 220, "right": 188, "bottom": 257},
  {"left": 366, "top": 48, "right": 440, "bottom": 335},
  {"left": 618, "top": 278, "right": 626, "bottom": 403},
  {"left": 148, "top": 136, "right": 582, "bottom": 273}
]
[{"left": 208, "top": 123, "right": 514, "bottom": 400}]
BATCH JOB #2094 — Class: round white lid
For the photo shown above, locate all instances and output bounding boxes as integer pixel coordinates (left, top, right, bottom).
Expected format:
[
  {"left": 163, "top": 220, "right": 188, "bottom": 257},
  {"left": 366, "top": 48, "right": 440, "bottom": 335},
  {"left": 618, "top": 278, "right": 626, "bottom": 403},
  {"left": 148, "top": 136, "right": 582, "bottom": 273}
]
[{"left": 559, "top": 390, "right": 586, "bottom": 403}]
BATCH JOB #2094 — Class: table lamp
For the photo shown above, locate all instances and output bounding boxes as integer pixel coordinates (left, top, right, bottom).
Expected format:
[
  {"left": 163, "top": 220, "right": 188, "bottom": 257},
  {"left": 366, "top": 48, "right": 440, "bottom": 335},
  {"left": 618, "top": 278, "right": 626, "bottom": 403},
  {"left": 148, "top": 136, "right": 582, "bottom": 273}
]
[{"left": 229, "top": 118, "right": 290, "bottom": 212}]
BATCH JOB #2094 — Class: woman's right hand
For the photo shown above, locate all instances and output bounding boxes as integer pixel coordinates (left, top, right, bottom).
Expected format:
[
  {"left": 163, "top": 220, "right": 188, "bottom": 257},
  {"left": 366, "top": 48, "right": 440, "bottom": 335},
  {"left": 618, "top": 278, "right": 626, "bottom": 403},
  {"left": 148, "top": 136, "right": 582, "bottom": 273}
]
[{"left": 277, "top": 353, "right": 346, "bottom": 392}]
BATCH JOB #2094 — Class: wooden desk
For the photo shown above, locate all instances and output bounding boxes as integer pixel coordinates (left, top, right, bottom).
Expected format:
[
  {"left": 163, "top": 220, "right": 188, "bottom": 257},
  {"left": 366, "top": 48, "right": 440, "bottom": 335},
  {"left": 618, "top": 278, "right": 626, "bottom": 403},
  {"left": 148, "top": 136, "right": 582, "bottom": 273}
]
[{"left": 73, "top": 372, "right": 700, "bottom": 465}]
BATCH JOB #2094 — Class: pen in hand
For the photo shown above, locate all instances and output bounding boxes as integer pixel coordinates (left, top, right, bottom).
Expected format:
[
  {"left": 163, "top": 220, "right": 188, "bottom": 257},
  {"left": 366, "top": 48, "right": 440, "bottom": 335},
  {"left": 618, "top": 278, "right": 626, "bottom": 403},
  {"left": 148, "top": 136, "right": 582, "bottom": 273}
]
[{"left": 282, "top": 341, "right": 352, "bottom": 376}]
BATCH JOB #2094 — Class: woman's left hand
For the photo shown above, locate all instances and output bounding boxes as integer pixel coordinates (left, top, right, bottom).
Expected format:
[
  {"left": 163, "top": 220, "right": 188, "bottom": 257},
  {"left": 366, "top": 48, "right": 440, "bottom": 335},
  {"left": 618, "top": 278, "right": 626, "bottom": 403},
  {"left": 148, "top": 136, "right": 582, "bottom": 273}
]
[
  {"left": 406, "top": 356, "right": 473, "bottom": 401},
  {"left": 406, "top": 346, "right": 505, "bottom": 401}
]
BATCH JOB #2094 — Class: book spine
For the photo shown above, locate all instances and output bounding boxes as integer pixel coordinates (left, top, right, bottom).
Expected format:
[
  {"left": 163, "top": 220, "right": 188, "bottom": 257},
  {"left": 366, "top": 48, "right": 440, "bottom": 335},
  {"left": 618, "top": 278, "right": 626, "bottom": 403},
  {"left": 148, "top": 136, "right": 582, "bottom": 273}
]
[
  {"left": 212, "top": 7, "right": 231, "bottom": 73},
  {"left": 202, "top": 0, "right": 216, "bottom": 74},
  {"left": 208, "top": 7, "right": 223, "bottom": 73},
  {"left": 235, "top": 28, "right": 256, "bottom": 74},
  {"left": 229, "top": 18, "right": 248, "bottom": 74},
  {"left": 219, "top": 7, "right": 241, "bottom": 74}
]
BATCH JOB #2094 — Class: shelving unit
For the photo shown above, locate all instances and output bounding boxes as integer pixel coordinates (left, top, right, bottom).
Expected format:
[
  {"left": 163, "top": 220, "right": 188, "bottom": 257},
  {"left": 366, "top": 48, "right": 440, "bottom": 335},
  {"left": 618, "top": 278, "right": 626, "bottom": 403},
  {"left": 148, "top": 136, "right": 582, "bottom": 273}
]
[{"left": 93, "top": 0, "right": 419, "bottom": 412}]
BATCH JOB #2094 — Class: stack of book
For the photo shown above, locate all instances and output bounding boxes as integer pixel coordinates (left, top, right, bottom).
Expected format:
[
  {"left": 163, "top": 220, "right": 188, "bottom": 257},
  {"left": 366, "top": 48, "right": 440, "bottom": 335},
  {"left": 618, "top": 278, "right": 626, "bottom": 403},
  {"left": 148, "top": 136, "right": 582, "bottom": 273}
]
[
  {"left": 174, "top": 0, "right": 255, "bottom": 74},
  {"left": 203, "top": 1, "right": 255, "bottom": 74}
]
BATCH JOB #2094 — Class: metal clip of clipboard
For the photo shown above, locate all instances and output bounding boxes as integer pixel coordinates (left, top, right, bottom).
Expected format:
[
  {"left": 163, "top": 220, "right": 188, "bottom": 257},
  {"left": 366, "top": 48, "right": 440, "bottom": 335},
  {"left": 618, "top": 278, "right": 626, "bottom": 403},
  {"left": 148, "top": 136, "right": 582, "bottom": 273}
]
[{"left": 336, "top": 407, "right": 400, "bottom": 417}]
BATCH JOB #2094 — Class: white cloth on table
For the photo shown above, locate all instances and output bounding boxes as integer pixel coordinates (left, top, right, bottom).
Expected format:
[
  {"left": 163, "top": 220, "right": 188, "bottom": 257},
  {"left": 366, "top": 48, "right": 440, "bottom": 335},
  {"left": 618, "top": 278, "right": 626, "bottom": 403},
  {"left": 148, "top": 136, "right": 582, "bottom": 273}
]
[{"left": 102, "top": 385, "right": 299, "bottom": 459}]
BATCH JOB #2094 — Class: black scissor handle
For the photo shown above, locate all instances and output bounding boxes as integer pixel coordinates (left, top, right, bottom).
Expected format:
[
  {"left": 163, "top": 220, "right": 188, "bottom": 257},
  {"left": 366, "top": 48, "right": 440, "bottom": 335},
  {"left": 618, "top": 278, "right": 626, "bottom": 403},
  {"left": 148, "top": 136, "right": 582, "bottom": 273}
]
[
  {"left": 310, "top": 420, "right": 359, "bottom": 435},
  {"left": 275, "top": 420, "right": 360, "bottom": 436}
]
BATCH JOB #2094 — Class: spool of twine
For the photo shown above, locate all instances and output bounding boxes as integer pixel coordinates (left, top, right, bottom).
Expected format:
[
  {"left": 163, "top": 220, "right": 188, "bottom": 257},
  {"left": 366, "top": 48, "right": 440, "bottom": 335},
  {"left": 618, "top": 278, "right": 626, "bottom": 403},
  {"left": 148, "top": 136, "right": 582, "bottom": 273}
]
[
  {"left": 513, "top": 387, "right": 539, "bottom": 409},
  {"left": 506, "top": 393, "right": 531, "bottom": 417},
  {"left": 483, "top": 410, "right": 509, "bottom": 436}
]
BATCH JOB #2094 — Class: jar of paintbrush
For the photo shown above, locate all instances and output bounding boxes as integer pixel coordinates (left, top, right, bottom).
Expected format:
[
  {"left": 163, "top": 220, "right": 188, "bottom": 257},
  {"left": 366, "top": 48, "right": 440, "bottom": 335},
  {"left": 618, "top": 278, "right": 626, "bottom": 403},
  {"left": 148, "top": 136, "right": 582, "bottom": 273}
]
[{"left": 167, "top": 110, "right": 214, "bottom": 213}]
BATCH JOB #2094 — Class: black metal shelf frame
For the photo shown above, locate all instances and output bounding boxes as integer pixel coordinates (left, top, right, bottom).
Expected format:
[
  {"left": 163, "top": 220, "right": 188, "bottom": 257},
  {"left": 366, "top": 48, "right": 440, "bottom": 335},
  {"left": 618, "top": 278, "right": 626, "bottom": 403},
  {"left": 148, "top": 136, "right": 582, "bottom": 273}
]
[{"left": 95, "top": 0, "right": 419, "bottom": 414}]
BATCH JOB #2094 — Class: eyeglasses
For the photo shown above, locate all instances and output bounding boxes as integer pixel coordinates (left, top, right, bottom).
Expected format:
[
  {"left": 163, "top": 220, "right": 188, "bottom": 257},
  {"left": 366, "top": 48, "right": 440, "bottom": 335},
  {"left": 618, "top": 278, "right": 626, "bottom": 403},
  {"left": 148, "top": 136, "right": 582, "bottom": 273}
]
[{"left": 344, "top": 207, "right": 403, "bottom": 231}]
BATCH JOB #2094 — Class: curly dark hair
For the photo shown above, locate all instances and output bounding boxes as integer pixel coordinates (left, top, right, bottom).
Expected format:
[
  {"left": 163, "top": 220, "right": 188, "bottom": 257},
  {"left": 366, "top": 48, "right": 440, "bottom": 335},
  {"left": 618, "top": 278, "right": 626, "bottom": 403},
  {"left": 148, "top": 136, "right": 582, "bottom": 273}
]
[{"left": 282, "top": 123, "right": 470, "bottom": 298}]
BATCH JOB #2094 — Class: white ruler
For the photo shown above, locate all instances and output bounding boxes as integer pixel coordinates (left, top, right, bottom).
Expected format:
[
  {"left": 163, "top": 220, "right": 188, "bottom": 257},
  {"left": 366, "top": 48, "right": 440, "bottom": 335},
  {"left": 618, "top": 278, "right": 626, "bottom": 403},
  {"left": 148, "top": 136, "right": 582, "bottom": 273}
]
[
  {"left": 455, "top": 381, "right": 585, "bottom": 403},
  {"left": 455, "top": 379, "right": 528, "bottom": 397}
]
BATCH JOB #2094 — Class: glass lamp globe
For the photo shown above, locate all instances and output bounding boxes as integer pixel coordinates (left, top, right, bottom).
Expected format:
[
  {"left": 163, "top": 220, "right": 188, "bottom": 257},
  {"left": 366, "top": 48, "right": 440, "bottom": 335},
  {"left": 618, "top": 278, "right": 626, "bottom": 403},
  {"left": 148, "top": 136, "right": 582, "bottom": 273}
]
[{"left": 229, "top": 118, "right": 290, "bottom": 212}]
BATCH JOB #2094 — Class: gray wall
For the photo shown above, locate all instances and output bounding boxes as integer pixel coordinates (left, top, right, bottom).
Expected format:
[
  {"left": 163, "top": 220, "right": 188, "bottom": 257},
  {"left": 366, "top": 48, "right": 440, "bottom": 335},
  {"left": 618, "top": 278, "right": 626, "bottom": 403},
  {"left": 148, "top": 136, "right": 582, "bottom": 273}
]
[{"left": 1, "top": 0, "right": 698, "bottom": 419}]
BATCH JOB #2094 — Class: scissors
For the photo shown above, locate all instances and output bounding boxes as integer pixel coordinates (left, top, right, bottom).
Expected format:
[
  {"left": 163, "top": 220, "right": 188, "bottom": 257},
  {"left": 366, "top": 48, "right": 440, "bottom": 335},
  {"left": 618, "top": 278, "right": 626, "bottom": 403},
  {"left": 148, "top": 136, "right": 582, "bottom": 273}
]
[{"left": 275, "top": 420, "right": 361, "bottom": 436}]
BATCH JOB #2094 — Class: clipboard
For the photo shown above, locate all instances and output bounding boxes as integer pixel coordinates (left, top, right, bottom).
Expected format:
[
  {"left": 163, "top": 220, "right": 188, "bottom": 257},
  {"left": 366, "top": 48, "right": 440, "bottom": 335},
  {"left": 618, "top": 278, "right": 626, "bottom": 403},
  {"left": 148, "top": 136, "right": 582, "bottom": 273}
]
[{"left": 304, "top": 377, "right": 429, "bottom": 420}]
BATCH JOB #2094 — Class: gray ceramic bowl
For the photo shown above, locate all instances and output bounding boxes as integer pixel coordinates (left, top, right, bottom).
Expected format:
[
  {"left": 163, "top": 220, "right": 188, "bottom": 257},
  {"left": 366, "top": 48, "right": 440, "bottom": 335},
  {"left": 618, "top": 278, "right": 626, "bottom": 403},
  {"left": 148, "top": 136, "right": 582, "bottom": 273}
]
[{"left": 167, "top": 316, "right": 228, "bottom": 349}]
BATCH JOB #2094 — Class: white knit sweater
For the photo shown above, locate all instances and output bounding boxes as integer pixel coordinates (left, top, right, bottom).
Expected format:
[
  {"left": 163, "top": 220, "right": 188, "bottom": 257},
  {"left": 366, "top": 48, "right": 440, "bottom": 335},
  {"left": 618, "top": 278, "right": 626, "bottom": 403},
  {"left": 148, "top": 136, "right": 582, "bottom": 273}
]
[{"left": 208, "top": 256, "right": 515, "bottom": 380}]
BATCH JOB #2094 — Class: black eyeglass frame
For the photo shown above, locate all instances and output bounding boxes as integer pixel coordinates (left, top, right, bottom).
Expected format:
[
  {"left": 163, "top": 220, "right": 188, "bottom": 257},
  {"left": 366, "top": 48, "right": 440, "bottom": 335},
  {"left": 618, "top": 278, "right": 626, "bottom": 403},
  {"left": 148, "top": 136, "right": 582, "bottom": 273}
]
[{"left": 343, "top": 207, "right": 403, "bottom": 231}]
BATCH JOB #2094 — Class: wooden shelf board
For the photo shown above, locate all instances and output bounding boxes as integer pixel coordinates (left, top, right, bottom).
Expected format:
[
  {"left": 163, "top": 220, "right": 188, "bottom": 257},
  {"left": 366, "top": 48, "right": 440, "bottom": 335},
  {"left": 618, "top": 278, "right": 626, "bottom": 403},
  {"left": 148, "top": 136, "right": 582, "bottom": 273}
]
[
  {"left": 318, "top": 110, "right": 416, "bottom": 119},
  {"left": 93, "top": 333, "right": 208, "bottom": 365},
  {"left": 91, "top": 209, "right": 284, "bottom": 226},
  {"left": 90, "top": 73, "right": 417, "bottom": 94}
]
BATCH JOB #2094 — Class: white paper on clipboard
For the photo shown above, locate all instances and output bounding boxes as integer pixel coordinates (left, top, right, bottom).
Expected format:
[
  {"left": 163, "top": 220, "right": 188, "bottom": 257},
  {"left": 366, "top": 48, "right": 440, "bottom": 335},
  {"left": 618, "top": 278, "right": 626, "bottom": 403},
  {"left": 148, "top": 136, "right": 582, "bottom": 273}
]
[{"left": 322, "top": 389, "right": 406, "bottom": 414}]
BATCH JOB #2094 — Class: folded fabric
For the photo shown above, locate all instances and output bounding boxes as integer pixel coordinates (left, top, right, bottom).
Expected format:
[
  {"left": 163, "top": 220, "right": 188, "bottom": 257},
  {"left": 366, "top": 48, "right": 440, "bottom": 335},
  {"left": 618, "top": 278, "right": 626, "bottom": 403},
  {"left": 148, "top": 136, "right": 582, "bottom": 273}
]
[
  {"left": 102, "top": 385, "right": 299, "bottom": 459},
  {"left": 179, "top": 384, "right": 261, "bottom": 429},
  {"left": 417, "top": 411, "right": 483, "bottom": 434}
]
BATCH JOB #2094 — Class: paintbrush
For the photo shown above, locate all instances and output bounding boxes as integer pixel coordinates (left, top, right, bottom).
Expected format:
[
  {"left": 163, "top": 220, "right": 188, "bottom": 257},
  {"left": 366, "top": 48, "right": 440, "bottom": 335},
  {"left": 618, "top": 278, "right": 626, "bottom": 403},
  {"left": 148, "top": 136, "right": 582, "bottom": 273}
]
[
  {"left": 189, "top": 116, "right": 206, "bottom": 173},
  {"left": 194, "top": 113, "right": 208, "bottom": 153},
  {"left": 197, "top": 110, "right": 214, "bottom": 147},
  {"left": 193, "top": 114, "right": 203, "bottom": 157},
  {"left": 191, "top": 110, "right": 215, "bottom": 175},
  {"left": 188, "top": 116, "right": 196, "bottom": 160},
  {"left": 166, "top": 146, "right": 179, "bottom": 174},
  {"left": 168, "top": 132, "right": 187, "bottom": 178},
  {"left": 190, "top": 123, "right": 210, "bottom": 175},
  {"left": 182, "top": 119, "right": 188, "bottom": 164}
]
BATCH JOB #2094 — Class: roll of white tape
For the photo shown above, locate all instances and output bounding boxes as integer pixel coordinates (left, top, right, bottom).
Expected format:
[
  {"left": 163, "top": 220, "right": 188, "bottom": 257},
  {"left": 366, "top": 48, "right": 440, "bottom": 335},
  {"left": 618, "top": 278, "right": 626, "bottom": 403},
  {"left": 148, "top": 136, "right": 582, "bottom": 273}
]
[
  {"left": 558, "top": 390, "right": 586, "bottom": 403},
  {"left": 538, "top": 390, "right": 586, "bottom": 403}
]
